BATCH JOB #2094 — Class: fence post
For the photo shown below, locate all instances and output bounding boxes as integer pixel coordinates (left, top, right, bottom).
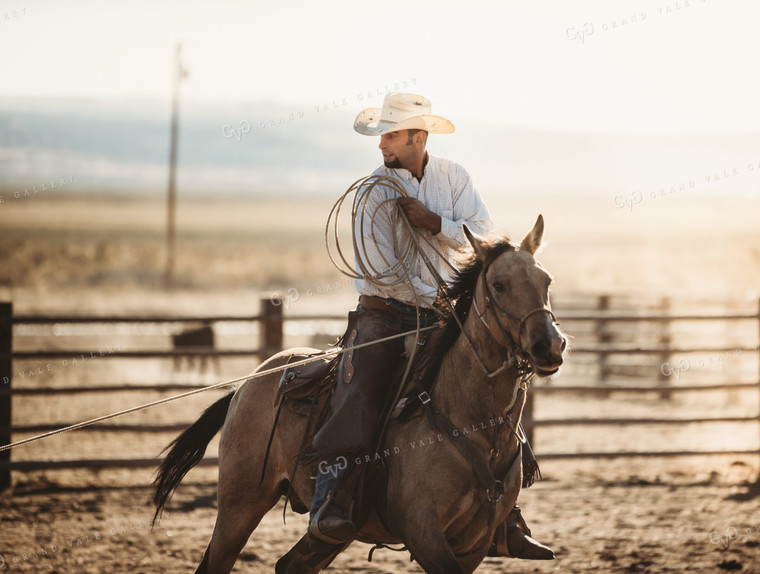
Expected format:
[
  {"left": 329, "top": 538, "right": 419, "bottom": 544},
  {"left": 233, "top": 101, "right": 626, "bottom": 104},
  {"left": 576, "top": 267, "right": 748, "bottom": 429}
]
[
  {"left": 259, "top": 298, "right": 283, "bottom": 358},
  {"left": 597, "top": 295, "right": 611, "bottom": 385},
  {"left": 0, "top": 302, "right": 12, "bottom": 491},
  {"left": 657, "top": 297, "right": 672, "bottom": 400}
]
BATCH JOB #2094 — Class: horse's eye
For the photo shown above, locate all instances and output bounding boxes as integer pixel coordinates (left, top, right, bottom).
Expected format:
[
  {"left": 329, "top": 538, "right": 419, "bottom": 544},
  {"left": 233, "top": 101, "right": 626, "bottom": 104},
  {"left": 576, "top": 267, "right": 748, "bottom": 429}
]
[{"left": 492, "top": 282, "right": 506, "bottom": 293}]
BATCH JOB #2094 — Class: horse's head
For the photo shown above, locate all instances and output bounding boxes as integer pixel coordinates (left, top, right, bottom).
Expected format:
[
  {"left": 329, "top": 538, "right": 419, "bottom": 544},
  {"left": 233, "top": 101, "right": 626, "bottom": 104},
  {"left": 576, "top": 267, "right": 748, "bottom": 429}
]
[{"left": 463, "top": 215, "right": 567, "bottom": 377}]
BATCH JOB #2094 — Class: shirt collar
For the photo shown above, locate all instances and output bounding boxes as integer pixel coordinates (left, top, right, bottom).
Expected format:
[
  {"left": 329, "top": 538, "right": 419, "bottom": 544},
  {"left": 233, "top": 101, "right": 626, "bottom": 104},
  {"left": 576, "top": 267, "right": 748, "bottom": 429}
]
[{"left": 389, "top": 152, "right": 430, "bottom": 182}]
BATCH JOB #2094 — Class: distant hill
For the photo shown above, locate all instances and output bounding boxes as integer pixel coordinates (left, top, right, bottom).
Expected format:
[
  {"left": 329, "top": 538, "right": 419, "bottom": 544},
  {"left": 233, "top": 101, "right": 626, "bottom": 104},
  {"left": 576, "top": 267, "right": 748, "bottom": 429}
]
[{"left": 1, "top": 97, "right": 759, "bottom": 202}]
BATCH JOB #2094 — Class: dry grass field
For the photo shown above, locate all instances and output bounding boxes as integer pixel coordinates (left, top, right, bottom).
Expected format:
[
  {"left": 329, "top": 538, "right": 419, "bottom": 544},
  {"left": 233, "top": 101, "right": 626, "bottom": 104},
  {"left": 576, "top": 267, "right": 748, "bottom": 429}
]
[
  {"left": 1, "top": 191, "right": 759, "bottom": 308},
  {"left": 1, "top": 191, "right": 759, "bottom": 573}
]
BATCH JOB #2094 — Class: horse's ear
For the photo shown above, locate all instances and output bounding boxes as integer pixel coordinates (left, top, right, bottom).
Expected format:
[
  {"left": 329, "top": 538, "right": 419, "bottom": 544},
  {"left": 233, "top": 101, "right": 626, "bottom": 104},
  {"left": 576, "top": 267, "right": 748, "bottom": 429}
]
[
  {"left": 520, "top": 214, "right": 544, "bottom": 254},
  {"left": 463, "top": 224, "right": 487, "bottom": 261}
]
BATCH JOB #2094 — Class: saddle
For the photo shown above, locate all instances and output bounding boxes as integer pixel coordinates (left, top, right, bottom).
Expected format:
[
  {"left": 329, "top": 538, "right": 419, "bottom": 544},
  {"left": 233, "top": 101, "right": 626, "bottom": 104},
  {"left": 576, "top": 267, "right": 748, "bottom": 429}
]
[
  {"left": 273, "top": 351, "right": 338, "bottom": 413},
  {"left": 274, "top": 330, "right": 441, "bottom": 426}
]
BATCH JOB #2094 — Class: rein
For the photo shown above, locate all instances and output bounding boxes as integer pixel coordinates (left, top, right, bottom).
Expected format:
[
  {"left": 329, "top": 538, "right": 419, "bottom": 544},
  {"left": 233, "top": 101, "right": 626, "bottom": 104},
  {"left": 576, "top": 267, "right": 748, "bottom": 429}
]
[{"left": 470, "top": 268, "right": 558, "bottom": 379}]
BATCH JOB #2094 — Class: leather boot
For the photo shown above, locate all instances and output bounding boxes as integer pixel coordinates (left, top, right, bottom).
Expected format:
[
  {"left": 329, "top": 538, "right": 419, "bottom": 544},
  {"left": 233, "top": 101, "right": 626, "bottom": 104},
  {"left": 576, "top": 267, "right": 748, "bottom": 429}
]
[
  {"left": 488, "top": 505, "right": 555, "bottom": 560},
  {"left": 309, "top": 492, "right": 357, "bottom": 545}
]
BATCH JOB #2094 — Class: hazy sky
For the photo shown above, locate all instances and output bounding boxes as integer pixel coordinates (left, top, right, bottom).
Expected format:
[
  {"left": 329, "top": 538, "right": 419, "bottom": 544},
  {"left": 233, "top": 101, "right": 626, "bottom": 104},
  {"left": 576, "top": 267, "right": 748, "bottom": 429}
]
[{"left": 2, "top": 0, "right": 759, "bottom": 134}]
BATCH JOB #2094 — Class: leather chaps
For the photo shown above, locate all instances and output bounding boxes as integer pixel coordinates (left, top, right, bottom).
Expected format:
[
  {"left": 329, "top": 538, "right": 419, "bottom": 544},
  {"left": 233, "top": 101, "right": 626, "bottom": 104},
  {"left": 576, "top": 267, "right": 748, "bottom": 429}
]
[{"left": 311, "top": 304, "right": 407, "bottom": 459}]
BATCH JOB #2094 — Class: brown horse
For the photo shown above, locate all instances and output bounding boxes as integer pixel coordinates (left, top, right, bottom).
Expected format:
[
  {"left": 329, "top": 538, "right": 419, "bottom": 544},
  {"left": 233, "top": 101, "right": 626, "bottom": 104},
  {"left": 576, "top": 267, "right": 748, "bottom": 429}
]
[{"left": 153, "top": 216, "right": 567, "bottom": 573}]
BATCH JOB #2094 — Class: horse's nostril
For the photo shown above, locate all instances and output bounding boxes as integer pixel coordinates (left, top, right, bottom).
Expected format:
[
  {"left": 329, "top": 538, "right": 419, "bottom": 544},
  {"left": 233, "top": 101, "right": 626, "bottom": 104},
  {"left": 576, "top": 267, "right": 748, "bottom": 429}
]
[
  {"left": 531, "top": 341, "right": 549, "bottom": 358},
  {"left": 561, "top": 337, "right": 567, "bottom": 352}
]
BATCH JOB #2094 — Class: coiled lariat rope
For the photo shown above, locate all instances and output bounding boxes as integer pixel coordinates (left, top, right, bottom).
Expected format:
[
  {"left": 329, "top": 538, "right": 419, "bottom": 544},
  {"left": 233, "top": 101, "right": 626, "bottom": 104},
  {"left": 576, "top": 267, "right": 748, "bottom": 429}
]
[{"left": 327, "top": 174, "right": 423, "bottom": 290}]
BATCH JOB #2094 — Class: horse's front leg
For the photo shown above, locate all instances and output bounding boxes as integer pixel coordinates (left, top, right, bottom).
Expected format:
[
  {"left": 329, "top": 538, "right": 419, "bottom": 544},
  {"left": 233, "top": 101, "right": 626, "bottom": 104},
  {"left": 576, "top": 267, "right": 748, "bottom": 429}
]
[
  {"left": 400, "top": 507, "right": 466, "bottom": 574},
  {"left": 275, "top": 535, "right": 351, "bottom": 574}
]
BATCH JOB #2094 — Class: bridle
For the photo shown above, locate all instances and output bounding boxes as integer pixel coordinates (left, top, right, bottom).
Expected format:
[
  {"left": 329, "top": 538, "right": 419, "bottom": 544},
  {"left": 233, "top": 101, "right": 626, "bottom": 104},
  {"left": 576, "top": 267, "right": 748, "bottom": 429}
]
[{"left": 464, "top": 264, "right": 558, "bottom": 379}]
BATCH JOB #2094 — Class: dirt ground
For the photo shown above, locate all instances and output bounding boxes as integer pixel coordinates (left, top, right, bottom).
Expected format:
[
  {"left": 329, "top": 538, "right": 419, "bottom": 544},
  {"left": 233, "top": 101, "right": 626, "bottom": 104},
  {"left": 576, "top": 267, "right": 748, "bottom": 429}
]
[
  {"left": 1, "top": 460, "right": 760, "bottom": 574},
  {"left": 2, "top": 193, "right": 760, "bottom": 573}
]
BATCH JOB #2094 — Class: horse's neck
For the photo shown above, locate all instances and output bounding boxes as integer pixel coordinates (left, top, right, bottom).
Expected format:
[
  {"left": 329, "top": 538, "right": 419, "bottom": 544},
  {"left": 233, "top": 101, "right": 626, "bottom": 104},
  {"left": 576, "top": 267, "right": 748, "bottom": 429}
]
[{"left": 434, "top": 324, "right": 523, "bottom": 443}]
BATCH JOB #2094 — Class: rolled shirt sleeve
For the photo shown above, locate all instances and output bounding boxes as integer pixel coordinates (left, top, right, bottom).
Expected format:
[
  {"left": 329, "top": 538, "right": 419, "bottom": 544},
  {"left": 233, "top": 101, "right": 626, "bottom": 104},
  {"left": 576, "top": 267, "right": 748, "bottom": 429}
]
[{"left": 436, "top": 162, "right": 493, "bottom": 250}]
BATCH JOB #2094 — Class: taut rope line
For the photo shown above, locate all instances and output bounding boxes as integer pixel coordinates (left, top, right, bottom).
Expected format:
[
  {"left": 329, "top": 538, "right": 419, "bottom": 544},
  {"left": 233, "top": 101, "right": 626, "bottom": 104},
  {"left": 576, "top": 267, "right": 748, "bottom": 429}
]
[{"left": 0, "top": 326, "right": 437, "bottom": 454}]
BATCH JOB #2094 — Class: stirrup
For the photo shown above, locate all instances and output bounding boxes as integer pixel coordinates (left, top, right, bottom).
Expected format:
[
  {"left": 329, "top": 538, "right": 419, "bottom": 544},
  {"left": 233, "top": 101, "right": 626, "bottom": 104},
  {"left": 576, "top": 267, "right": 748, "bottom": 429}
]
[
  {"left": 487, "top": 506, "right": 554, "bottom": 560},
  {"left": 510, "top": 505, "right": 532, "bottom": 537},
  {"left": 490, "top": 505, "right": 531, "bottom": 556},
  {"left": 308, "top": 493, "right": 355, "bottom": 546}
]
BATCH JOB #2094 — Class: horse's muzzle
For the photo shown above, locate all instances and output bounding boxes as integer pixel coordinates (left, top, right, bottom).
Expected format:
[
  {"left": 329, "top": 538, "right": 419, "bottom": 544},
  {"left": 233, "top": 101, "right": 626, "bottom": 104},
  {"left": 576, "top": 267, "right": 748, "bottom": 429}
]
[{"left": 529, "top": 335, "right": 566, "bottom": 377}]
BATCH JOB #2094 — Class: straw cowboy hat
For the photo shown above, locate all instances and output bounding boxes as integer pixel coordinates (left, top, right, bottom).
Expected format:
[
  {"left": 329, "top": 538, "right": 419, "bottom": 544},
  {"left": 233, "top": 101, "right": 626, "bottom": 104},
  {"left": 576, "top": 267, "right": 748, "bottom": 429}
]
[{"left": 353, "top": 92, "right": 455, "bottom": 136}]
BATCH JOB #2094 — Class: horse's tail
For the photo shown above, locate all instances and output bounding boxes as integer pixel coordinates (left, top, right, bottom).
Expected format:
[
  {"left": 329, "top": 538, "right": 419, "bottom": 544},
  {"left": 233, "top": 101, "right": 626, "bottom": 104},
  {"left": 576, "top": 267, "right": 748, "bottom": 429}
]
[{"left": 153, "top": 391, "right": 235, "bottom": 521}]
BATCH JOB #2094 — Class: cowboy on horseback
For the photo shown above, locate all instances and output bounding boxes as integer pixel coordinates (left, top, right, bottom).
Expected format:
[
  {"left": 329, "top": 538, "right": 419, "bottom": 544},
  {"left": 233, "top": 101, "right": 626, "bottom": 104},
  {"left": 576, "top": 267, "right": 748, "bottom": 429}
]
[{"left": 308, "top": 91, "right": 554, "bottom": 561}]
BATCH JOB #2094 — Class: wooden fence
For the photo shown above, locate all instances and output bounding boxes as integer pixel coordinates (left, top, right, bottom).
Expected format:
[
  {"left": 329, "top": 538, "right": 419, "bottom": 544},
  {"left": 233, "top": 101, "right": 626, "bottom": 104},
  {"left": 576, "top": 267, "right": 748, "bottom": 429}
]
[{"left": 1, "top": 297, "right": 760, "bottom": 489}]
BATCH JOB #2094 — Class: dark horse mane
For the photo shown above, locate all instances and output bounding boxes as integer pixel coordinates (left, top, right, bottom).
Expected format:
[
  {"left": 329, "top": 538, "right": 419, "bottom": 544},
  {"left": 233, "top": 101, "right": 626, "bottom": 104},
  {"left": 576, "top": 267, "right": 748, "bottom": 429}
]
[
  {"left": 401, "top": 236, "right": 516, "bottom": 409},
  {"left": 433, "top": 235, "right": 516, "bottom": 358}
]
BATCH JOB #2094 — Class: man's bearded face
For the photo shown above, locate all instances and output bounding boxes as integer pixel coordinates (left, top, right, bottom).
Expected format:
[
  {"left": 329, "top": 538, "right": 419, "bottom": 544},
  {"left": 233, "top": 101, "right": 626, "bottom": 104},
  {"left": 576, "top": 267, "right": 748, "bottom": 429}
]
[
  {"left": 379, "top": 130, "right": 416, "bottom": 170},
  {"left": 383, "top": 155, "right": 403, "bottom": 168}
]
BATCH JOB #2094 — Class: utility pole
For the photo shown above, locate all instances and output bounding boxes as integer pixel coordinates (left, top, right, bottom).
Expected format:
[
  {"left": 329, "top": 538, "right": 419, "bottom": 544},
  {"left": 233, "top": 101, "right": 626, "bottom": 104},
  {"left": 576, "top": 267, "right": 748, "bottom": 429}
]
[{"left": 165, "top": 43, "right": 188, "bottom": 290}]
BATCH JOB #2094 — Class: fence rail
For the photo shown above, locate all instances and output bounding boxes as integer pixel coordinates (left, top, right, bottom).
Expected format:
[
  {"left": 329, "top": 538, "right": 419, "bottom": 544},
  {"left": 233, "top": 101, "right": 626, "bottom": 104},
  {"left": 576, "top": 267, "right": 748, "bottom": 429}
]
[{"left": 1, "top": 296, "right": 760, "bottom": 489}]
